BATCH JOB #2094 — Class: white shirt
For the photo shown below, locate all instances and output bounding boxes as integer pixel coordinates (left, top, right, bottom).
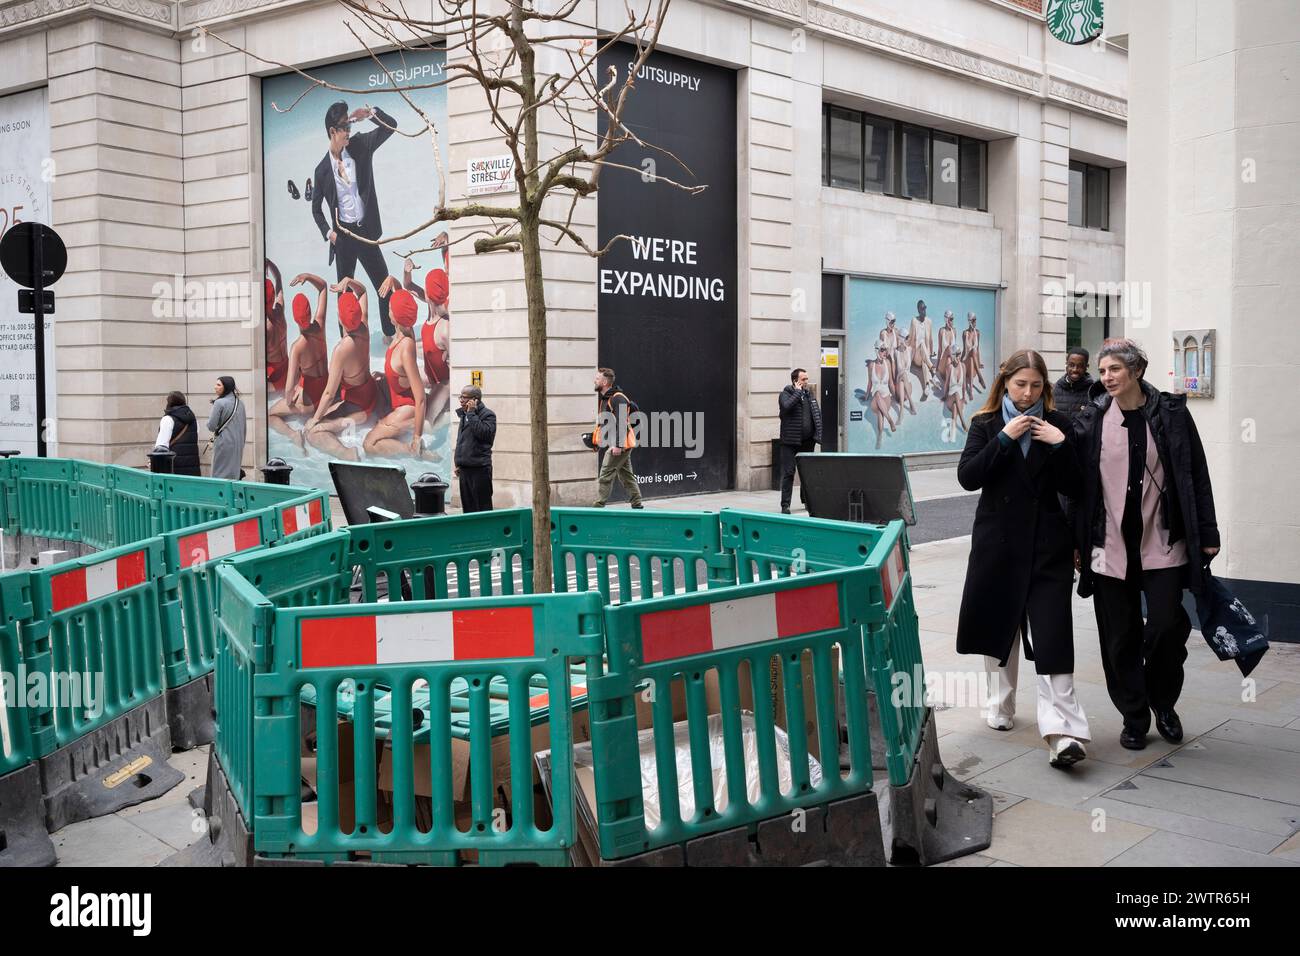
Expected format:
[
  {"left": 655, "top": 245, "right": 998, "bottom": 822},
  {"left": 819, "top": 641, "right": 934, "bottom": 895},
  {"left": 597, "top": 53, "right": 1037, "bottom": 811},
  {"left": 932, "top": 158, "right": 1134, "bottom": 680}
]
[
  {"left": 154, "top": 414, "right": 174, "bottom": 449},
  {"left": 332, "top": 148, "right": 365, "bottom": 225}
]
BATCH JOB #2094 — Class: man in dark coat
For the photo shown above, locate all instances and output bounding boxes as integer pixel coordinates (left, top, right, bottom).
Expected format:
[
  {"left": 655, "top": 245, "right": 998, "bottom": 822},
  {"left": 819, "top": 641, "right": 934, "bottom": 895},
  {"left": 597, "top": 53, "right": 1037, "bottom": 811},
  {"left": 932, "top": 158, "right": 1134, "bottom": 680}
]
[
  {"left": 777, "top": 368, "right": 822, "bottom": 514},
  {"left": 312, "top": 101, "right": 398, "bottom": 337},
  {"left": 454, "top": 386, "right": 496, "bottom": 513},
  {"left": 1054, "top": 348, "right": 1094, "bottom": 420}
]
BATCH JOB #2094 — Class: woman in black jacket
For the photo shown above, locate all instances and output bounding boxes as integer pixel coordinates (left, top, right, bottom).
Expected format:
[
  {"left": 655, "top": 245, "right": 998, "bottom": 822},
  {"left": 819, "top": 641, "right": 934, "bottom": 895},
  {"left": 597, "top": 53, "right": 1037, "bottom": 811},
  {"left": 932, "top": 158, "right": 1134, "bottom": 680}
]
[
  {"left": 1069, "top": 338, "right": 1220, "bottom": 751},
  {"left": 956, "top": 349, "right": 1090, "bottom": 768},
  {"left": 153, "top": 391, "right": 201, "bottom": 476}
]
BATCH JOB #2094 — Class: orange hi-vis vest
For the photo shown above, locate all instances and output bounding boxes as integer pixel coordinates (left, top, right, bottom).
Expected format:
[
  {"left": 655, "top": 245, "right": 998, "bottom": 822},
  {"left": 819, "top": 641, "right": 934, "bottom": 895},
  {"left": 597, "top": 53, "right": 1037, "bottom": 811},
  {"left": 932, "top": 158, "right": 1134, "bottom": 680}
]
[{"left": 594, "top": 391, "right": 637, "bottom": 449}]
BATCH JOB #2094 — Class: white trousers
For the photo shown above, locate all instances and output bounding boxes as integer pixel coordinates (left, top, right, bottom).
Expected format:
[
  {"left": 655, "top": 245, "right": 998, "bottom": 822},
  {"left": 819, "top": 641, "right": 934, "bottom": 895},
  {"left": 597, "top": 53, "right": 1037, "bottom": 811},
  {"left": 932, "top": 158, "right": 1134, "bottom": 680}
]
[{"left": 984, "top": 628, "right": 1090, "bottom": 742}]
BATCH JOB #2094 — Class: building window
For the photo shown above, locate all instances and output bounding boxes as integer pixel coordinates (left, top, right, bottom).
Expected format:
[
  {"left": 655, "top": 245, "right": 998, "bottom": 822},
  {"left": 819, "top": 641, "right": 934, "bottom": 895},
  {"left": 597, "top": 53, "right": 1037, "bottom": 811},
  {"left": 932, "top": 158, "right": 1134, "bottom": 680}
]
[
  {"left": 822, "top": 104, "right": 988, "bottom": 211},
  {"left": 1068, "top": 160, "right": 1110, "bottom": 230},
  {"left": 821, "top": 274, "right": 845, "bottom": 330}
]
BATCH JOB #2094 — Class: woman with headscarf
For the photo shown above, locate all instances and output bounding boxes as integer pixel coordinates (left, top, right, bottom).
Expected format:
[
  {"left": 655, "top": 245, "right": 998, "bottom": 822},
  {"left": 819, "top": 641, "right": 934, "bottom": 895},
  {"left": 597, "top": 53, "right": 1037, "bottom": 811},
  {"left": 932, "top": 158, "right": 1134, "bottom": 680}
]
[
  {"left": 207, "top": 376, "right": 246, "bottom": 479},
  {"left": 153, "top": 391, "right": 200, "bottom": 476},
  {"left": 956, "top": 349, "right": 1090, "bottom": 768},
  {"left": 1069, "top": 338, "right": 1220, "bottom": 751}
]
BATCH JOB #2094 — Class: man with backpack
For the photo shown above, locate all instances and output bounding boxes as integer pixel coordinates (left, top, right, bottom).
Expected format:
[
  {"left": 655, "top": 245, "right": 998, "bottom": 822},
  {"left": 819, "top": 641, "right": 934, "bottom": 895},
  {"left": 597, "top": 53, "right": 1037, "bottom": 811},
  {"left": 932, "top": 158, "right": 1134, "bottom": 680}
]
[{"left": 592, "top": 367, "right": 644, "bottom": 508}]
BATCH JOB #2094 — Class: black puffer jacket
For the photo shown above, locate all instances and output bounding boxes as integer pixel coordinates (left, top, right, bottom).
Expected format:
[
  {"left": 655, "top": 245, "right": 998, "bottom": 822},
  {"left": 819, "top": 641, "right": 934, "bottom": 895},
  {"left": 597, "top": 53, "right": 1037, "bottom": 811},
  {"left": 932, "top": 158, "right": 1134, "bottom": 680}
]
[
  {"left": 778, "top": 385, "right": 822, "bottom": 446},
  {"left": 1068, "top": 379, "right": 1220, "bottom": 598},
  {"left": 165, "top": 404, "right": 201, "bottom": 476},
  {"left": 1053, "top": 373, "right": 1094, "bottom": 420},
  {"left": 454, "top": 403, "right": 496, "bottom": 468}
]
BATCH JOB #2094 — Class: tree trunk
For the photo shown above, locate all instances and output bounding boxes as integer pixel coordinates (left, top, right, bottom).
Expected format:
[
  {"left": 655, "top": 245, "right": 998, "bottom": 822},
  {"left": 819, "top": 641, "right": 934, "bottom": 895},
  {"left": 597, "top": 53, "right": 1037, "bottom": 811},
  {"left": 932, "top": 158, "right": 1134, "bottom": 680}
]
[{"left": 520, "top": 218, "right": 553, "bottom": 594}]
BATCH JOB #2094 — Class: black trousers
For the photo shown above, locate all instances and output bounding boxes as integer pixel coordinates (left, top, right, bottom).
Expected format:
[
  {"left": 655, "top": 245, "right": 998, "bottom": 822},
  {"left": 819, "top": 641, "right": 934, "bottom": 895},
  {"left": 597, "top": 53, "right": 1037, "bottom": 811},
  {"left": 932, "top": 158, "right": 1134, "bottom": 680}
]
[
  {"left": 779, "top": 439, "right": 815, "bottom": 510},
  {"left": 334, "top": 216, "right": 393, "bottom": 336},
  {"left": 1092, "top": 565, "right": 1191, "bottom": 731},
  {"left": 458, "top": 464, "right": 493, "bottom": 513}
]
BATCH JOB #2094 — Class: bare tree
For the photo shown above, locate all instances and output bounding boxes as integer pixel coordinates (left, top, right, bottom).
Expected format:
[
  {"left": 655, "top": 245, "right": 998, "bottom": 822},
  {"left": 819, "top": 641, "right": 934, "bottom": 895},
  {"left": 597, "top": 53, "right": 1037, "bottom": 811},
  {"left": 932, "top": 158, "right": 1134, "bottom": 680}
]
[{"left": 208, "top": 0, "right": 703, "bottom": 592}]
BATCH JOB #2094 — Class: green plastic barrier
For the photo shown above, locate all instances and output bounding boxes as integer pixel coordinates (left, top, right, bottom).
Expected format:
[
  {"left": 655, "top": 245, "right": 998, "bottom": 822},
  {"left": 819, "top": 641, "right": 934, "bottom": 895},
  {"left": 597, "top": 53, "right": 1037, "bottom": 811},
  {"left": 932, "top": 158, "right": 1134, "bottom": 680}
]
[
  {"left": 271, "top": 491, "right": 332, "bottom": 545},
  {"left": 859, "top": 524, "right": 924, "bottom": 786},
  {"left": 234, "top": 480, "right": 310, "bottom": 514},
  {"left": 550, "top": 508, "right": 734, "bottom": 603},
  {"left": 111, "top": 466, "right": 159, "bottom": 546},
  {"left": 214, "top": 529, "right": 351, "bottom": 612},
  {"left": 346, "top": 509, "right": 533, "bottom": 603},
  {"left": 0, "top": 456, "right": 13, "bottom": 534},
  {"left": 215, "top": 547, "right": 603, "bottom": 865},
  {"left": 586, "top": 564, "right": 879, "bottom": 860},
  {"left": 159, "top": 475, "right": 239, "bottom": 533},
  {"left": 0, "top": 571, "right": 37, "bottom": 776},
  {"left": 212, "top": 563, "right": 270, "bottom": 822},
  {"left": 79, "top": 463, "right": 116, "bottom": 550},
  {"left": 160, "top": 509, "right": 276, "bottom": 690},
  {"left": 23, "top": 538, "right": 168, "bottom": 755},
  {"left": 720, "top": 508, "right": 893, "bottom": 581},
  {"left": 13, "top": 457, "right": 79, "bottom": 540}
]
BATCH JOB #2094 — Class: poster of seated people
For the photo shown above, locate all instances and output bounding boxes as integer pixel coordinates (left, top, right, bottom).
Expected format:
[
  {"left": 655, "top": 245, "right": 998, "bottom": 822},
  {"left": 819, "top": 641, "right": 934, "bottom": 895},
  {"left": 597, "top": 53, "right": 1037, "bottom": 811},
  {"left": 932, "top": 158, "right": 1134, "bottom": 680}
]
[
  {"left": 261, "top": 48, "right": 450, "bottom": 491},
  {"left": 845, "top": 277, "right": 997, "bottom": 455}
]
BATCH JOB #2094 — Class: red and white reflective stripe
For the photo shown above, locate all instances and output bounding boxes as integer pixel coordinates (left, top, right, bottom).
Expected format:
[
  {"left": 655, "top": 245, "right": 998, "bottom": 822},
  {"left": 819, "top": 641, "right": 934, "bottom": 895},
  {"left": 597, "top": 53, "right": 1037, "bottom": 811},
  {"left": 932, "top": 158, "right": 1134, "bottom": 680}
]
[
  {"left": 300, "top": 606, "right": 535, "bottom": 669},
  {"left": 880, "top": 541, "right": 906, "bottom": 610},
  {"left": 177, "top": 517, "right": 262, "bottom": 569},
  {"left": 639, "top": 582, "right": 840, "bottom": 665},
  {"left": 528, "top": 684, "right": 587, "bottom": 709},
  {"left": 281, "top": 498, "right": 325, "bottom": 535},
  {"left": 49, "top": 550, "right": 148, "bottom": 613}
]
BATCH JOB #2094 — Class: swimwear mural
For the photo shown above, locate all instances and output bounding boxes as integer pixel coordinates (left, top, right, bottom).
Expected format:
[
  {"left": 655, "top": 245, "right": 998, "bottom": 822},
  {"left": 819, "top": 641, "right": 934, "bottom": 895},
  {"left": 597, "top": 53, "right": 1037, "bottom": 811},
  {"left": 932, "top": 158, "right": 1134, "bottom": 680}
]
[
  {"left": 845, "top": 277, "right": 997, "bottom": 455},
  {"left": 261, "top": 49, "right": 450, "bottom": 490}
]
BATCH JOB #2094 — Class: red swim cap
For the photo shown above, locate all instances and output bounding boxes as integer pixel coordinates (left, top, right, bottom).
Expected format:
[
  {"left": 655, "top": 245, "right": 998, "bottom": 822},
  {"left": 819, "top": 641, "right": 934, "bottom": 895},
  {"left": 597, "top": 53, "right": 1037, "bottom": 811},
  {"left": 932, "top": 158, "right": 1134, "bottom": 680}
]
[
  {"left": 265, "top": 279, "right": 277, "bottom": 314},
  {"left": 338, "top": 291, "right": 363, "bottom": 331},
  {"left": 424, "top": 269, "right": 449, "bottom": 306},
  {"left": 389, "top": 289, "right": 418, "bottom": 328},
  {"left": 291, "top": 293, "right": 312, "bottom": 329}
]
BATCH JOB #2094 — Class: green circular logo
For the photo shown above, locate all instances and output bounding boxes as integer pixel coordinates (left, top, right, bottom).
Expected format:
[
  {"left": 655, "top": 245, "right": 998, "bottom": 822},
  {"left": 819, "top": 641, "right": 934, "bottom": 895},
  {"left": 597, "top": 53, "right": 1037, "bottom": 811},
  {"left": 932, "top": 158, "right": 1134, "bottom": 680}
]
[{"left": 1047, "top": 0, "right": 1104, "bottom": 45}]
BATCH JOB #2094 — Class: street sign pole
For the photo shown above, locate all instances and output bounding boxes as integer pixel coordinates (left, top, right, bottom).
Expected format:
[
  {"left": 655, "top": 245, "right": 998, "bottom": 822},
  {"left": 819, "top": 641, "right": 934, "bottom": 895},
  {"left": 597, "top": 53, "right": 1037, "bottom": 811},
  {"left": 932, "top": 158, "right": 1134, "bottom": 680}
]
[{"left": 32, "top": 225, "right": 46, "bottom": 457}]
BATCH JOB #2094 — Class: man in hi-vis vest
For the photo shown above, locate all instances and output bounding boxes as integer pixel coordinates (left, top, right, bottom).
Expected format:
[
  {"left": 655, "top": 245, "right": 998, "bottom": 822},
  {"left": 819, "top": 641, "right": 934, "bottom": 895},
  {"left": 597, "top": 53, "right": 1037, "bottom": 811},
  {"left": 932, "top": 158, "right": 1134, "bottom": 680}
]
[{"left": 592, "top": 367, "right": 644, "bottom": 508}]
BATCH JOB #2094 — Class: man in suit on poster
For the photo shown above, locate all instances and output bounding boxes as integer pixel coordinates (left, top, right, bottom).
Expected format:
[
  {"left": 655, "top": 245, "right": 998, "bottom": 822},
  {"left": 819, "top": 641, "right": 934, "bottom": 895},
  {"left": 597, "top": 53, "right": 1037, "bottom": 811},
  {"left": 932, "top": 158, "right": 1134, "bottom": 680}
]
[{"left": 312, "top": 100, "right": 398, "bottom": 339}]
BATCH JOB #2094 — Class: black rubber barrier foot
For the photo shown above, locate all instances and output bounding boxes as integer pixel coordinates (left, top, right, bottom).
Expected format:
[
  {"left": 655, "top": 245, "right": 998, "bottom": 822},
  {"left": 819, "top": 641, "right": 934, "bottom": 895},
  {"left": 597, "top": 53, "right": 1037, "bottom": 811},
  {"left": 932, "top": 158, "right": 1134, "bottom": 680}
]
[
  {"left": 0, "top": 763, "right": 57, "bottom": 867},
  {"left": 187, "top": 784, "right": 206, "bottom": 811},
  {"left": 878, "top": 708, "right": 993, "bottom": 866},
  {"left": 184, "top": 749, "right": 251, "bottom": 868},
  {"left": 166, "top": 673, "right": 215, "bottom": 752},
  {"left": 39, "top": 696, "right": 185, "bottom": 832}
]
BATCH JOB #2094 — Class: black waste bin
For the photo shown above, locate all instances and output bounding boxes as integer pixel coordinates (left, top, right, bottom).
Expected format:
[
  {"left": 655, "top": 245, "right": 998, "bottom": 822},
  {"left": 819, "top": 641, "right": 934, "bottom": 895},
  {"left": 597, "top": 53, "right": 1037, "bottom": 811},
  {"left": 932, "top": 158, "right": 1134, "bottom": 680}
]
[
  {"left": 411, "top": 473, "right": 449, "bottom": 516},
  {"left": 147, "top": 449, "right": 175, "bottom": 474},
  {"left": 260, "top": 458, "right": 294, "bottom": 485}
]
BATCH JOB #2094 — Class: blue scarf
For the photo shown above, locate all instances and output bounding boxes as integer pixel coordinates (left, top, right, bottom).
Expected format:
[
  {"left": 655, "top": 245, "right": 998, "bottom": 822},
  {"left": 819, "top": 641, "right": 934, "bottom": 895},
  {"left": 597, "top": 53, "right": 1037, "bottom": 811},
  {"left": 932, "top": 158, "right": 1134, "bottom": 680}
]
[{"left": 1001, "top": 392, "right": 1043, "bottom": 457}]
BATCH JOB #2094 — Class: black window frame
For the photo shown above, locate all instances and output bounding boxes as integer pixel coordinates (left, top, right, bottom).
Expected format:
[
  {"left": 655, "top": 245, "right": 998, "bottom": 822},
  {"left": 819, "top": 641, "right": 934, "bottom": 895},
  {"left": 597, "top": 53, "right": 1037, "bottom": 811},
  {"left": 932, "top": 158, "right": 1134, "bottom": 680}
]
[{"left": 821, "top": 103, "right": 988, "bottom": 212}]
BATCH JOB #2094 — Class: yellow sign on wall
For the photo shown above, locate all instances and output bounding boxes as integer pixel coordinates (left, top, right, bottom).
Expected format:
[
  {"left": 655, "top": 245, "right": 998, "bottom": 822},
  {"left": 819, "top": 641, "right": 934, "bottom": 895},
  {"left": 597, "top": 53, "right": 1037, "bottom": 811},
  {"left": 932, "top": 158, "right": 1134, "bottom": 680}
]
[{"left": 471, "top": 370, "right": 483, "bottom": 388}]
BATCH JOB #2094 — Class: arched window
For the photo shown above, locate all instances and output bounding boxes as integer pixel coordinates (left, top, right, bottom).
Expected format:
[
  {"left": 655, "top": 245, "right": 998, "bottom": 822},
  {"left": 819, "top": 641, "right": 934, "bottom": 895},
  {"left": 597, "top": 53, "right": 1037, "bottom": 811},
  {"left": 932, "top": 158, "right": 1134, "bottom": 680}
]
[
  {"left": 1183, "top": 337, "right": 1199, "bottom": 379},
  {"left": 1201, "top": 336, "right": 1214, "bottom": 383}
]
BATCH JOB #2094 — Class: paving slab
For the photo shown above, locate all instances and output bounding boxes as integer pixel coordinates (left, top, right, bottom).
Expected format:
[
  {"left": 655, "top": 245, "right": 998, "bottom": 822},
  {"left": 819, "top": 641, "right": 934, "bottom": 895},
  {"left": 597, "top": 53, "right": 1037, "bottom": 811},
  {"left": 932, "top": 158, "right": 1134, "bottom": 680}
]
[
  {"left": 1206, "top": 720, "right": 1300, "bottom": 754},
  {"left": 1099, "top": 773, "right": 1299, "bottom": 838},
  {"left": 125, "top": 802, "right": 206, "bottom": 852},
  {"left": 1140, "top": 736, "right": 1300, "bottom": 805},
  {"left": 985, "top": 799, "right": 1153, "bottom": 867},
  {"left": 1270, "top": 831, "right": 1300, "bottom": 862},
  {"left": 52, "top": 813, "right": 177, "bottom": 868},
  {"left": 933, "top": 852, "right": 996, "bottom": 867},
  {"left": 1079, "top": 796, "right": 1287, "bottom": 854},
  {"left": 968, "top": 750, "right": 1137, "bottom": 808},
  {"left": 118, "top": 746, "right": 210, "bottom": 817},
  {"left": 1105, "top": 830, "right": 1299, "bottom": 867},
  {"left": 984, "top": 788, "right": 1026, "bottom": 815},
  {"left": 934, "top": 731, "right": 1035, "bottom": 781}
]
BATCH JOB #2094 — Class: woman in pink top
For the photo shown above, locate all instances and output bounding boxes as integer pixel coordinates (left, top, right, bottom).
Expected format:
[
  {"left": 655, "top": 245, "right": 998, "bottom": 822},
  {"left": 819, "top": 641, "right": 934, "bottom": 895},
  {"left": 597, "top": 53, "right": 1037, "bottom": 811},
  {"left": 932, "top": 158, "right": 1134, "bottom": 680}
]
[{"left": 1068, "top": 339, "right": 1220, "bottom": 751}]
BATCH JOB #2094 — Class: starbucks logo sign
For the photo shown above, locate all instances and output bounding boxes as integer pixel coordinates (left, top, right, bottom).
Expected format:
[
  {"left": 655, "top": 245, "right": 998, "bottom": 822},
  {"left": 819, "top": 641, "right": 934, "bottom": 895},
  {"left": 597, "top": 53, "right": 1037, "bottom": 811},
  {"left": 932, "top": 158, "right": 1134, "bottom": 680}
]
[{"left": 1046, "top": 0, "right": 1104, "bottom": 45}]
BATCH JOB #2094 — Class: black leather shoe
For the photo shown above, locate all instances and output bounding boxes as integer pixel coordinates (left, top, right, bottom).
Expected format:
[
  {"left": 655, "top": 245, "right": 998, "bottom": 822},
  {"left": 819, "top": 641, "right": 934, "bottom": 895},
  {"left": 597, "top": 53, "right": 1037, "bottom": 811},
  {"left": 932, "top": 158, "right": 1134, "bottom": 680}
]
[
  {"left": 1153, "top": 708, "right": 1183, "bottom": 743},
  {"left": 780, "top": 507, "right": 791, "bottom": 515},
  {"left": 1120, "top": 726, "right": 1147, "bottom": 750}
]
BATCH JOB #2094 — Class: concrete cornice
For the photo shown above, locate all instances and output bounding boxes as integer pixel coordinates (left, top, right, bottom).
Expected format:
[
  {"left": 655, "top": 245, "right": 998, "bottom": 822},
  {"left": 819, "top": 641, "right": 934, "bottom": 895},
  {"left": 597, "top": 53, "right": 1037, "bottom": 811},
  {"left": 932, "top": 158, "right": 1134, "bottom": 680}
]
[
  {"left": 0, "top": 0, "right": 1127, "bottom": 121},
  {"left": 0, "top": 0, "right": 175, "bottom": 35}
]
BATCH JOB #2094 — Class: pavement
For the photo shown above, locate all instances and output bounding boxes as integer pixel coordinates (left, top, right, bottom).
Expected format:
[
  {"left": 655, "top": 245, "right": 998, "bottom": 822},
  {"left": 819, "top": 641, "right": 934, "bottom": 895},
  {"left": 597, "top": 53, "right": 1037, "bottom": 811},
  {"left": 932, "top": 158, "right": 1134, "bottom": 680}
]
[{"left": 47, "top": 466, "right": 1299, "bottom": 866}]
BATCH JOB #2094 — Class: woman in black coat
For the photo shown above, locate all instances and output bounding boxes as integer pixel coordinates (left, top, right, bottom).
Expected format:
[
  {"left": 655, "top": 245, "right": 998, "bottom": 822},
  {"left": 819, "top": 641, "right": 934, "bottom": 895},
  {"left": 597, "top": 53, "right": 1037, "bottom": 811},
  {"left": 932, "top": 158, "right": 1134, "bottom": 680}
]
[
  {"left": 1068, "top": 338, "right": 1220, "bottom": 751},
  {"left": 956, "top": 349, "right": 1090, "bottom": 768}
]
